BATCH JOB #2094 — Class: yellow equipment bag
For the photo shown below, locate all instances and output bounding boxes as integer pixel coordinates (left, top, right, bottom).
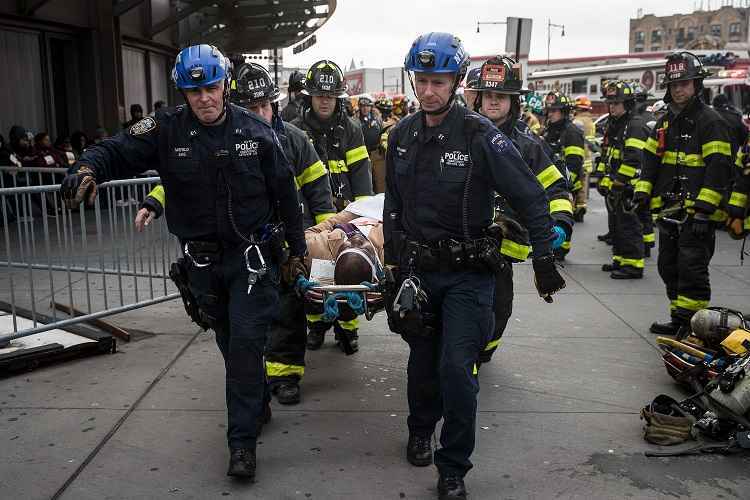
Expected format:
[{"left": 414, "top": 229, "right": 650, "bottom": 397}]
[{"left": 720, "top": 329, "right": 750, "bottom": 355}]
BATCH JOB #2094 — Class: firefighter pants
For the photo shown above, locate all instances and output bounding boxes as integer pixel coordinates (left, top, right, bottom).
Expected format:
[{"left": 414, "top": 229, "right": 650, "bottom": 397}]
[
  {"left": 265, "top": 286, "right": 306, "bottom": 385},
  {"left": 657, "top": 220, "right": 715, "bottom": 324},
  {"left": 406, "top": 269, "right": 495, "bottom": 478},
  {"left": 640, "top": 208, "right": 655, "bottom": 250},
  {"left": 574, "top": 172, "right": 589, "bottom": 210},
  {"left": 611, "top": 198, "right": 644, "bottom": 271},
  {"left": 479, "top": 264, "right": 513, "bottom": 365}
]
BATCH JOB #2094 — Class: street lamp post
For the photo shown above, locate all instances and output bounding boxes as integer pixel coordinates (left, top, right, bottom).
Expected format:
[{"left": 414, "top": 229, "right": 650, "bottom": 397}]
[
  {"left": 477, "top": 19, "right": 509, "bottom": 57},
  {"left": 547, "top": 19, "right": 565, "bottom": 67}
]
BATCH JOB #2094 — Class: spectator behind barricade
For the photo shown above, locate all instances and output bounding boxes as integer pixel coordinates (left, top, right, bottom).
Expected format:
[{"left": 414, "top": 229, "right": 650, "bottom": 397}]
[
  {"left": 153, "top": 100, "right": 166, "bottom": 114},
  {"left": 122, "top": 104, "right": 144, "bottom": 129},
  {"left": 712, "top": 93, "right": 748, "bottom": 158},
  {"left": 8, "top": 125, "right": 35, "bottom": 167},
  {"left": 54, "top": 136, "right": 77, "bottom": 166},
  {"left": 30, "top": 132, "right": 66, "bottom": 169},
  {"left": 0, "top": 134, "right": 10, "bottom": 165},
  {"left": 70, "top": 131, "right": 88, "bottom": 158}
]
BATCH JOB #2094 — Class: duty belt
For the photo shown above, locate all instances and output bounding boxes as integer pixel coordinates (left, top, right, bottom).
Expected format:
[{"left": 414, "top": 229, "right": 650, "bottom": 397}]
[{"left": 403, "top": 237, "right": 504, "bottom": 274}]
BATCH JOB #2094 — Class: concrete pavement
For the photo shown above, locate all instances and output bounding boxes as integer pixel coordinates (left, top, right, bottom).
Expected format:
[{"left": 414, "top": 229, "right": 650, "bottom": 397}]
[{"left": 2, "top": 194, "right": 750, "bottom": 499}]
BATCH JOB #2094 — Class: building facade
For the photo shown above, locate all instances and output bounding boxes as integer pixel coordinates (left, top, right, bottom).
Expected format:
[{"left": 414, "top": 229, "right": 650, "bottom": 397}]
[{"left": 629, "top": 5, "right": 749, "bottom": 53}]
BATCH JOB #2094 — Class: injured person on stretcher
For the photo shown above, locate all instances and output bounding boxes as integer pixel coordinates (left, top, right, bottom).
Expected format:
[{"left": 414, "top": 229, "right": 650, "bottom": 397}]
[{"left": 301, "top": 195, "right": 386, "bottom": 324}]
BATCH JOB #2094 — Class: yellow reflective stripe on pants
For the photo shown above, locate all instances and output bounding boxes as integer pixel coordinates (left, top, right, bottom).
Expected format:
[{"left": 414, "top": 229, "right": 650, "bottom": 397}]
[
  {"left": 500, "top": 239, "right": 531, "bottom": 261},
  {"left": 675, "top": 295, "right": 709, "bottom": 312},
  {"left": 307, "top": 313, "right": 324, "bottom": 323},
  {"left": 149, "top": 185, "right": 165, "bottom": 206},
  {"left": 617, "top": 164, "right": 637, "bottom": 178},
  {"left": 484, "top": 339, "right": 501, "bottom": 351},
  {"left": 670, "top": 300, "right": 677, "bottom": 311},
  {"left": 550, "top": 198, "right": 573, "bottom": 214},
  {"left": 619, "top": 257, "right": 644, "bottom": 268},
  {"left": 697, "top": 187, "right": 722, "bottom": 207},
  {"left": 345, "top": 145, "right": 369, "bottom": 165},
  {"left": 613, "top": 255, "right": 623, "bottom": 263},
  {"left": 296, "top": 160, "right": 328, "bottom": 187},
  {"left": 634, "top": 180, "right": 652, "bottom": 195},
  {"left": 537, "top": 165, "right": 563, "bottom": 189},
  {"left": 599, "top": 177, "right": 613, "bottom": 189},
  {"left": 266, "top": 361, "right": 305, "bottom": 378},
  {"left": 327, "top": 160, "right": 348, "bottom": 173},
  {"left": 625, "top": 137, "right": 646, "bottom": 150},
  {"left": 643, "top": 232, "right": 655, "bottom": 243},
  {"left": 564, "top": 145, "right": 585, "bottom": 158},
  {"left": 702, "top": 140, "right": 731, "bottom": 158},
  {"left": 338, "top": 318, "right": 359, "bottom": 331},
  {"left": 314, "top": 212, "right": 337, "bottom": 224},
  {"left": 729, "top": 192, "right": 748, "bottom": 208}
]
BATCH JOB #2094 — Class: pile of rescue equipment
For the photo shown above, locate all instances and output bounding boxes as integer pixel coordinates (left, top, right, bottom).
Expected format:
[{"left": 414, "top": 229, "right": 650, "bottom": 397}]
[{"left": 642, "top": 307, "right": 750, "bottom": 455}]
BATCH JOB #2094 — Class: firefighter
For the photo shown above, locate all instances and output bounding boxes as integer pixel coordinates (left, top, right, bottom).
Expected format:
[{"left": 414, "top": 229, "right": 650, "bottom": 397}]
[
  {"left": 462, "top": 67, "right": 481, "bottom": 110},
  {"left": 573, "top": 95, "right": 596, "bottom": 222},
  {"left": 280, "top": 70, "right": 306, "bottom": 122},
  {"left": 598, "top": 80, "right": 649, "bottom": 279},
  {"left": 384, "top": 32, "right": 564, "bottom": 500},
  {"left": 292, "top": 59, "right": 374, "bottom": 353},
  {"left": 470, "top": 55, "right": 573, "bottom": 364},
  {"left": 727, "top": 139, "right": 750, "bottom": 240},
  {"left": 371, "top": 97, "right": 397, "bottom": 193},
  {"left": 542, "top": 90, "right": 585, "bottom": 259},
  {"left": 633, "top": 51, "right": 733, "bottom": 336}
]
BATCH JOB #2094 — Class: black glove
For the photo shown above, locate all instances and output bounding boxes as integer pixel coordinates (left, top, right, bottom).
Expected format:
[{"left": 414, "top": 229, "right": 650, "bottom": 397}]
[
  {"left": 632, "top": 191, "right": 650, "bottom": 210},
  {"left": 532, "top": 254, "right": 566, "bottom": 303},
  {"left": 281, "top": 255, "right": 308, "bottom": 287},
  {"left": 60, "top": 165, "right": 98, "bottom": 209},
  {"left": 691, "top": 213, "right": 712, "bottom": 238},
  {"left": 140, "top": 195, "right": 163, "bottom": 219},
  {"left": 610, "top": 179, "right": 625, "bottom": 193}
]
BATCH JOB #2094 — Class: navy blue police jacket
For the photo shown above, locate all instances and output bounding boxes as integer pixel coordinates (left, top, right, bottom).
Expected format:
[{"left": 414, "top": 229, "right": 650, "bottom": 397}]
[
  {"left": 383, "top": 103, "right": 554, "bottom": 265},
  {"left": 74, "top": 103, "right": 305, "bottom": 256}
]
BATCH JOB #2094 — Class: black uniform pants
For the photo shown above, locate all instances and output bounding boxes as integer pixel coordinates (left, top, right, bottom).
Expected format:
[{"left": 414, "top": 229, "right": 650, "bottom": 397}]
[
  {"left": 187, "top": 245, "right": 279, "bottom": 450},
  {"left": 265, "top": 286, "right": 306, "bottom": 384},
  {"left": 406, "top": 269, "right": 495, "bottom": 478},
  {"left": 640, "top": 206, "right": 655, "bottom": 249},
  {"left": 611, "top": 197, "right": 644, "bottom": 271},
  {"left": 657, "top": 221, "right": 715, "bottom": 323}
]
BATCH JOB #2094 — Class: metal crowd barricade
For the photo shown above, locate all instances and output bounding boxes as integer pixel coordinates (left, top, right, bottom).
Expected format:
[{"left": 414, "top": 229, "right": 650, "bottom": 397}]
[{"left": 0, "top": 174, "right": 182, "bottom": 346}]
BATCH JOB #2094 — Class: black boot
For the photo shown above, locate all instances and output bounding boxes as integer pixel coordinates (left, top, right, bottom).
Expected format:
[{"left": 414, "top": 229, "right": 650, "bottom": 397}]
[
  {"left": 437, "top": 474, "right": 467, "bottom": 500},
  {"left": 610, "top": 267, "right": 643, "bottom": 280},
  {"left": 601, "top": 262, "right": 620, "bottom": 272},
  {"left": 644, "top": 246, "right": 652, "bottom": 258},
  {"left": 597, "top": 232, "right": 612, "bottom": 242},
  {"left": 649, "top": 320, "right": 683, "bottom": 336},
  {"left": 334, "top": 328, "right": 359, "bottom": 355},
  {"left": 406, "top": 434, "right": 433, "bottom": 466},
  {"left": 574, "top": 206, "right": 586, "bottom": 223},
  {"left": 275, "top": 381, "right": 301, "bottom": 405},
  {"left": 306, "top": 327, "right": 326, "bottom": 350},
  {"left": 227, "top": 448, "right": 256, "bottom": 480}
]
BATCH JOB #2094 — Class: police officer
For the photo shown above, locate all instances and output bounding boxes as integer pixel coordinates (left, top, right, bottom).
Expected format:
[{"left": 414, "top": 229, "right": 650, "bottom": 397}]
[
  {"left": 281, "top": 70, "right": 306, "bottom": 122},
  {"left": 384, "top": 33, "right": 565, "bottom": 500},
  {"left": 470, "top": 55, "right": 573, "bottom": 364},
  {"left": 598, "top": 81, "right": 650, "bottom": 279},
  {"left": 292, "top": 59, "right": 374, "bottom": 352},
  {"left": 542, "top": 91, "right": 585, "bottom": 259},
  {"left": 135, "top": 63, "right": 335, "bottom": 407},
  {"left": 633, "top": 51, "right": 733, "bottom": 336},
  {"left": 61, "top": 45, "right": 307, "bottom": 481}
]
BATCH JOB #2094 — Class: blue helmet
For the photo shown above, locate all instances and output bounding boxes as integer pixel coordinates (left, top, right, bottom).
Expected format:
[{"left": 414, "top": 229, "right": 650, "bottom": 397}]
[
  {"left": 404, "top": 32, "right": 469, "bottom": 79},
  {"left": 172, "top": 44, "right": 231, "bottom": 90}
]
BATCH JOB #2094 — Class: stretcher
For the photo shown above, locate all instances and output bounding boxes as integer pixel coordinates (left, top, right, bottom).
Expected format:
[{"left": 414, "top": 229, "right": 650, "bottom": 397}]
[{"left": 303, "top": 283, "right": 386, "bottom": 321}]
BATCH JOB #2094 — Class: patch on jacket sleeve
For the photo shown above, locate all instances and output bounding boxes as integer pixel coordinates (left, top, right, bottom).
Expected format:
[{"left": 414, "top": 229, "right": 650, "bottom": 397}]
[{"left": 130, "top": 117, "right": 157, "bottom": 136}]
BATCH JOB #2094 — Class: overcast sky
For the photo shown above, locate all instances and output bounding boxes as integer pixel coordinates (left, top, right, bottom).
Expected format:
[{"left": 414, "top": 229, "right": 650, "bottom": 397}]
[{"left": 281, "top": 0, "right": 746, "bottom": 69}]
